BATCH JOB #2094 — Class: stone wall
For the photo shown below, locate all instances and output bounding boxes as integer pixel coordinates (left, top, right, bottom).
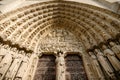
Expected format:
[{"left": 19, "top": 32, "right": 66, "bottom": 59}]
[{"left": 96, "top": 0, "right": 120, "bottom": 14}]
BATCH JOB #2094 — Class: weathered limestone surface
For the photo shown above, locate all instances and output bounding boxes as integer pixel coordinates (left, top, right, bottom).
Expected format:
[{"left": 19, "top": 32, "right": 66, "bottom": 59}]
[
  {"left": 102, "top": 45, "right": 120, "bottom": 71},
  {"left": 89, "top": 52, "right": 105, "bottom": 80},
  {"left": 55, "top": 52, "right": 66, "bottom": 80},
  {"left": 94, "top": 49, "right": 115, "bottom": 79},
  {"left": 0, "top": 1, "right": 120, "bottom": 80},
  {"left": 110, "top": 41, "right": 120, "bottom": 59}
]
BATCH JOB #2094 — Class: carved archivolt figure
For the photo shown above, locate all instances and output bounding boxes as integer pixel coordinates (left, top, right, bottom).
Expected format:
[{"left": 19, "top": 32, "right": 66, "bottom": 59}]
[
  {"left": 109, "top": 41, "right": 120, "bottom": 59},
  {"left": 94, "top": 49, "right": 115, "bottom": 78},
  {"left": 55, "top": 52, "right": 66, "bottom": 80},
  {"left": 89, "top": 52, "right": 105, "bottom": 80},
  {"left": 102, "top": 45, "right": 120, "bottom": 71}
]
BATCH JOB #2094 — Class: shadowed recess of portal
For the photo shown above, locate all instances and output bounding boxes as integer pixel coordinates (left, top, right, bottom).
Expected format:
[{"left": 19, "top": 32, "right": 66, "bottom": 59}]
[
  {"left": 33, "top": 55, "right": 56, "bottom": 80},
  {"left": 65, "top": 54, "right": 88, "bottom": 80}
]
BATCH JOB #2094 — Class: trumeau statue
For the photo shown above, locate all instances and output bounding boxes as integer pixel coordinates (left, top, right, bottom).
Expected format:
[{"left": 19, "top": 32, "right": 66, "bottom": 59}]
[
  {"left": 109, "top": 41, "right": 120, "bottom": 59},
  {"left": 102, "top": 45, "right": 120, "bottom": 72},
  {"left": 55, "top": 51, "right": 66, "bottom": 80},
  {"left": 88, "top": 52, "right": 105, "bottom": 80},
  {"left": 94, "top": 49, "right": 115, "bottom": 78}
]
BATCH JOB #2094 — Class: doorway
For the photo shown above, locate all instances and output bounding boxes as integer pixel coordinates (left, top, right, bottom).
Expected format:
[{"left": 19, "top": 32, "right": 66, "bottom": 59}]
[
  {"left": 33, "top": 55, "right": 56, "bottom": 80},
  {"left": 65, "top": 54, "right": 88, "bottom": 80}
]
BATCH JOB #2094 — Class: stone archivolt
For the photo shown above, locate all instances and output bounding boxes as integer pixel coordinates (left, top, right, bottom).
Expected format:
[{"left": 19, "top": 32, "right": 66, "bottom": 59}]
[
  {"left": 0, "top": 1, "right": 120, "bottom": 80},
  {"left": 0, "top": 1, "right": 119, "bottom": 52}
]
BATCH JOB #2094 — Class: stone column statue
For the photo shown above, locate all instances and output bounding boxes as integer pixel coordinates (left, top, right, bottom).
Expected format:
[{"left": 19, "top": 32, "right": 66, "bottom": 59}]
[
  {"left": 0, "top": 44, "right": 10, "bottom": 61},
  {"left": 109, "top": 41, "right": 120, "bottom": 59},
  {"left": 0, "top": 44, "right": 3, "bottom": 62},
  {"left": 102, "top": 45, "right": 120, "bottom": 72},
  {"left": 23, "top": 53, "right": 38, "bottom": 80},
  {"left": 0, "top": 52, "right": 13, "bottom": 80},
  {"left": 55, "top": 51, "right": 66, "bottom": 80},
  {"left": 15, "top": 54, "right": 29, "bottom": 80},
  {"left": 82, "top": 54, "right": 96, "bottom": 80},
  {"left": 5, "top": 51, "right": 24, "bottom": 80},
  {"left": 89, "top": 52, "right": 105, "bottom": 80},
  {"left": 94, "top": 49, "right": 115, "bottom": 78}
]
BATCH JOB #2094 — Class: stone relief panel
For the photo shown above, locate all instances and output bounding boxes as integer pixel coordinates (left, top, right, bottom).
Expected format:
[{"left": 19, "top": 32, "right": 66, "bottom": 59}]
[{"left": 38, "top": 28, "right": 83, "bottom": 52}]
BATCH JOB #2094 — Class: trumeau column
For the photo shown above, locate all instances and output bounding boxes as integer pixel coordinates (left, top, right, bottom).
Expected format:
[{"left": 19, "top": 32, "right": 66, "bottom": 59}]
[
  {"left": 23, "top": 53, "right": 38, "bottom": 80},
  {"left": 55, "top": 51, "right": 66, "bottom": 80}
]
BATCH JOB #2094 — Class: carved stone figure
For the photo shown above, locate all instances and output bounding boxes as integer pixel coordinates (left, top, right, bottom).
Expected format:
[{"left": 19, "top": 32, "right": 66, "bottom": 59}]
[
  {"left": 23, "top": 53, "right": 37, "bottom": 80},
  {"left": 82, "top": 55, "right": 96, "bottom": 80},
  {"left": 89, "top": 52, "right": 105, "bottom": 80},
  {"left": 94, "top": 49, "right": 115, "bottom": 78},
  {"left": 0, "top": 44, "right": 11, "bottom": 64},
  {"left": 0, "top": 44, "right": 5, "bottom": 62},
  {"left": 15, "top": 55, "right": 29, "bottom": 80},
  {"left": 102, "top": 45, "right": 120, "bottom": 71},
  {"left": 0, "top": 53, "right": 13, "bottom": 79},
  {"left": 55, "top": 52, "right": 66, "bottom": 80},
  {"left": 11, "top": 47, "right": 18, "bottom": 53},
  {"left": 109, "top": 41, "right": 120, "bottom": 59},
  {"left": 5, "top": 53, "right": 23, "bottom": 80}
]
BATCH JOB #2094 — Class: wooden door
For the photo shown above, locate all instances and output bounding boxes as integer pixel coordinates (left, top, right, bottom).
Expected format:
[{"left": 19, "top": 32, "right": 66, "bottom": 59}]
[
  {"left": 33, "top": 55, "right": 56, "bottom": 80},
  {"left": 65, "top": 54, "right": 88, "bottom": 80}
]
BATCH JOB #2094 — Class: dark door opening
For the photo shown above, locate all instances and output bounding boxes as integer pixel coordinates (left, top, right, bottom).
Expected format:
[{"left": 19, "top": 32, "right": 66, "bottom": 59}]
[
  {"left": 33, "top": 55, "right": 56, "bottom": 80},
  {"left": 65, "top": 54, "right": 88, "bottom": 80}
]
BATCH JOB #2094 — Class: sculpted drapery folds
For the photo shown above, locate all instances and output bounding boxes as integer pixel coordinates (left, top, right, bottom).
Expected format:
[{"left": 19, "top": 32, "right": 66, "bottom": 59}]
[
  {"left": 0, "top": 44, "right": 4, "bottom": 62},
  {"left": 102, "top": 45, "right": 120, "bottom": 72},
  {"left": 0, "top": 50, "right": 13, "bottom": 80},
  {"left": 15, "top": 55, "right": 29, "bottom": 80},
  {"left": 94, "top": 49, "right": 115, "bottom": 78},
  {"left": 88, "top": 51, "right": 105, "bottom": 80},
  {"left": 55, "top": 52, "right": 66, "bottom": 80},
  {"left": 109, "top": 41, "right": 120, "bottom": 60},
  {"left": 0, "top": 0, "right": 120, "bottom": 80},
  {"left": 4, "top": 51, "right": 24, "bottom": 80}
]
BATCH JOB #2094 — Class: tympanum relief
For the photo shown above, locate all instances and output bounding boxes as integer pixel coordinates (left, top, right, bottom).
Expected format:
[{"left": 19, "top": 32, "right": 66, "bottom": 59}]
[{"left": 38, "top": 28, "right": 83, "bottom": 53}]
